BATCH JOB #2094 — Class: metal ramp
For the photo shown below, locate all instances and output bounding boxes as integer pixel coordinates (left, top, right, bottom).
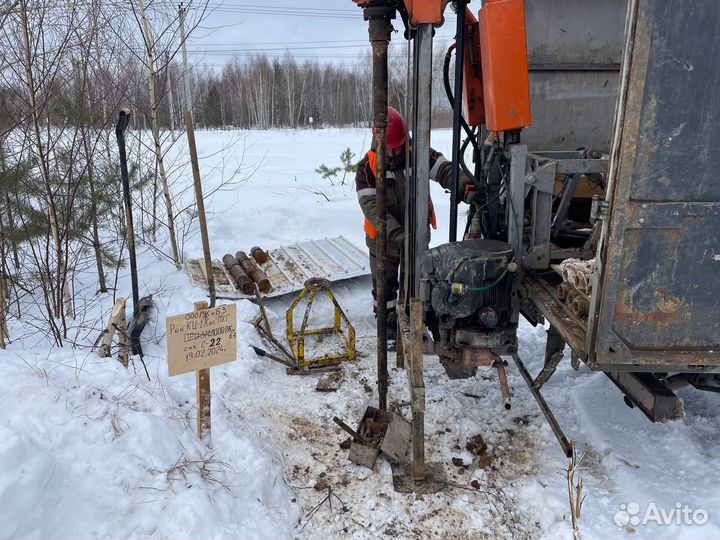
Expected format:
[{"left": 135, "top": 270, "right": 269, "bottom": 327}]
[{"left": 186, "top": 236, "right": 370, "bottom": 299}]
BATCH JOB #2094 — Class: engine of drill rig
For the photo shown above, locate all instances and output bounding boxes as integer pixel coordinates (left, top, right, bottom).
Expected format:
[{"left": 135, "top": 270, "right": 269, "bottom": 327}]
[{"left": 421, "top": 239, "right": 519, "bottom": 379}]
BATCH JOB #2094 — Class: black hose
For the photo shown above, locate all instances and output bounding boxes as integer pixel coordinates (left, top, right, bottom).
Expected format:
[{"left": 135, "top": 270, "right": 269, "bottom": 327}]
[
  {"left": 443, "top": 44, "right": 481, "bottom": 159},
  {"left": 463, "top": 201, "right": 476, "bottom": 238},
  {"left": 448, "top": 2, "right": 467, "bottom": 242},
  {"left": 444, "top": 43, "right": 492, "bottom": 238},
  {"left": 459, "top": 135, "right": 474, "bottom": 180}
]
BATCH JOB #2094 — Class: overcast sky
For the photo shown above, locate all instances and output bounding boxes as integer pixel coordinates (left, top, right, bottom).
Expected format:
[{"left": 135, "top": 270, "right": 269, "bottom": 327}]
[{"left": 187, "top": 0, "right": 459, "bottom": 68}]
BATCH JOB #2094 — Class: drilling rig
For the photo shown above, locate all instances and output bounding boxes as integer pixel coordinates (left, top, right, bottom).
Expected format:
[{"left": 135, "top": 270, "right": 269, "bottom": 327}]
[{"left": 352, "top": 0, "right": 720, "bottom": 456}]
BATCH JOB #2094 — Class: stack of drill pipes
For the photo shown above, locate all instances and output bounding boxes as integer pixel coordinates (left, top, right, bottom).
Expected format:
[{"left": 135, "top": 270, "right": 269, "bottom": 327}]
[{"left": 236, "top": 251, "right": 271, "bottom": 292}]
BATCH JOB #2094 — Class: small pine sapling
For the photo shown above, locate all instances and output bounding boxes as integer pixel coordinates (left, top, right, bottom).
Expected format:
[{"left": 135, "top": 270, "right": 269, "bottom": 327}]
[
  {"left": 339, "top": 148, "right": 358, "bottom": 185},
  {"left": 314, "top": 164, "right": 341, "bottom": 185},
  {"left": 315, "top": 147, "right": 358, "bottom": 186}
]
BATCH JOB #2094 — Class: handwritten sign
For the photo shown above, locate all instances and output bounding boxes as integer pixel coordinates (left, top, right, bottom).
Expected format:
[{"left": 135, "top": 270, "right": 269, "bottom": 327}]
[{"left": 167, "top": 303, "right": 237, "bottom": 376}]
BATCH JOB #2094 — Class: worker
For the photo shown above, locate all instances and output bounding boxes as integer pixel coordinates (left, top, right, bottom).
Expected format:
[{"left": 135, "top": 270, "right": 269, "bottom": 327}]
[{"left": 355, "top": 107, "right": 473, "bottom": 349}]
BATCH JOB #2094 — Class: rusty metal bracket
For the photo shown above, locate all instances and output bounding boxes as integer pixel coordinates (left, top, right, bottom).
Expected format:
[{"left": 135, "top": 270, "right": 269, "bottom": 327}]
[
  {"left": 495, "top": 359, "right": 512, "bottom": 410},
  {"left": 605, "top": 371, "right": 684, "bottom": 423},
  {"left": 532, "top": 324, "right": 566, "bottom": 389},
  {"left": 512, "top": 352, "right": 573, "bottom": 457},
  {"left": 252, "top": 284, "right": 297, "bottom": 367}
]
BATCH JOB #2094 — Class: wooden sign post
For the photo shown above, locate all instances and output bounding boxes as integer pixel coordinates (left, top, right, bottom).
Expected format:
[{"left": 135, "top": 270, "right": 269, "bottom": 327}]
[{"left": 166, "top": 302, "right": 237, "bottom": 445}]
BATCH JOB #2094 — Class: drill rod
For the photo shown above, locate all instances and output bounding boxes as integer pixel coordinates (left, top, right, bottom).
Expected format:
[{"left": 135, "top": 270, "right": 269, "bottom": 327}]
[{"left": 366, "top": 4, "right": 394, "bottom": 411}]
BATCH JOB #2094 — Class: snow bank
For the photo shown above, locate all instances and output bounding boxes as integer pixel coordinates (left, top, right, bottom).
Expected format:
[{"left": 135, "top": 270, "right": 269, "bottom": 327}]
[{"left": 0, "top": 343, "right": 296, "bottom": 539}]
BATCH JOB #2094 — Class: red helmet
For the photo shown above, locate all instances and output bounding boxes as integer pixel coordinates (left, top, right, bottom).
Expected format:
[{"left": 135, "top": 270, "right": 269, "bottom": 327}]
[{"left": 373, "top": 107, "right": 407, "bottom": 150}]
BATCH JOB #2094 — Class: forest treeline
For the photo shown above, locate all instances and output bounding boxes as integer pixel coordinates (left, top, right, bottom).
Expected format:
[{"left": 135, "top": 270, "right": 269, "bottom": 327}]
[
  {"left": 1, "top": 12, "right": 453, "bottom": 133},
  {"left": 186, "top": 48, "right": 453, "bottom": 129},
  {"left": 1, "top": 49, "right": 454, "bottom": 133}
]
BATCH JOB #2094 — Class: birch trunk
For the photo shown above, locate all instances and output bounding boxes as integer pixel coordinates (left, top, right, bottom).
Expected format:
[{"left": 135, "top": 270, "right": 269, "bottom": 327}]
[
  {"left": 19, "top": 0, "right": 67, "bottom": 323},
  {"left": 165, "top": 52, "right": 177, "bottom": 142},
  {"left": 138, "top": 0, "right": 181, "bottom": 268},
  {"left": 84, "top": 133, "right": 107, "bottom": 293}
]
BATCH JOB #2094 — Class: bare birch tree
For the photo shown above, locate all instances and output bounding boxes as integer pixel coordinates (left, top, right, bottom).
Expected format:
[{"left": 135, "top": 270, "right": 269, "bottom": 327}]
[{"left": 134, "top": 0, "right": 181, "bottom": 268}]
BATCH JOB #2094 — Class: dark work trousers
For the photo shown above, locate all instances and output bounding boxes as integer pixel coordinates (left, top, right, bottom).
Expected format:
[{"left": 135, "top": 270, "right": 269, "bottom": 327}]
[{"left": 367, "top": 238, "right": 401, "bottom": 320}]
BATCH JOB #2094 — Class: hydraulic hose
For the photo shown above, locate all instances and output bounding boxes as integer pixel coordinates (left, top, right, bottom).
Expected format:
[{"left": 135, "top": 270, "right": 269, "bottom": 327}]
[
  {"left": 459, "top": 135, "right": 474, "bottom": 182},
  {"left": 443, "top": 44, "right": 481, "bottom": 159},
  {"left": 448, "top": 2, "right": 466, "bottom": 242},
  {"left": 444, "top": 43, "right": 488, "bottom": 238}
]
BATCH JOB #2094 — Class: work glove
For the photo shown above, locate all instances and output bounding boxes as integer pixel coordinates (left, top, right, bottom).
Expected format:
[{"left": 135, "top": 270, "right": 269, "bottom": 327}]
[
  {"left": 390, "top": 229, "right": 404, "bottom": 249},
  {"left": 459, "top": 173, "right": 475, "bottom": 204},
  {"left": 463, "top": 183, "right": 479, "bottom": 205}
]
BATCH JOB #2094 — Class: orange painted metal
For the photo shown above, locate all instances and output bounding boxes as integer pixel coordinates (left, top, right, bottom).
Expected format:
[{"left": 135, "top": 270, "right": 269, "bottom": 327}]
[
  {"left": 403, "top": 0, "right": 448, "bottom": 25},
  {"left": 462, "top": 8, "right": 485, "bottom": 127},
  {"left": 352, "top": 1, "right": 448, "bottom": 26},
  {"left": 478, "top": 0, "right": 532, "bottom": 132}
]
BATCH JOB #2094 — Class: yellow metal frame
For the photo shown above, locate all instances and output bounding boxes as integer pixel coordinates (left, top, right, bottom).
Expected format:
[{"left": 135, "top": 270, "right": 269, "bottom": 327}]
[{"left": 286, "top": 279, "right": 356, "bottom": 369}]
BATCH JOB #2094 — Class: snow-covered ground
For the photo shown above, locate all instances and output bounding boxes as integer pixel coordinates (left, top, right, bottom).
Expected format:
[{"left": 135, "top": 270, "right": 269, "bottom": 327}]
[{"left": 1, "top": 127, "right": 719, "bottom": 540}]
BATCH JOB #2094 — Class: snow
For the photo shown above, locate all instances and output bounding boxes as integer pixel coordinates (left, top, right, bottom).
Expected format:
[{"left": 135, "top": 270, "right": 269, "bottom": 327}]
[{"left": 2, "top": 127, "right": 719, "bottom": 539}]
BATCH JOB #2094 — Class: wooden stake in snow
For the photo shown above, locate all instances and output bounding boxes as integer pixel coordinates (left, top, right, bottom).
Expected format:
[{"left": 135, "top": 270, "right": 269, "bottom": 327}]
[
  {"left": 178, "top": 3, "right": 193, "bottom": 114},
  {"left": 166, "top": 302, "right": 237, "bottom": 447},
  {"left": 184, "top": 111, "right": 216, "bottom": 307},
  {"left": 194, "top": 301, "right": 211, "bottom": 445}
]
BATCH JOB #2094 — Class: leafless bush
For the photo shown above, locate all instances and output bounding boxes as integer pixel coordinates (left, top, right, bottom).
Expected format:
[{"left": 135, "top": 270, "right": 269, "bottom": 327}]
[{"left": 566, "top": 442, "right": 587, "bottom": 540}]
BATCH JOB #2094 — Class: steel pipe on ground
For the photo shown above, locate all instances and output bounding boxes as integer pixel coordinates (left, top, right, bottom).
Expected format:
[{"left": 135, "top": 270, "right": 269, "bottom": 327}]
[
  {"left": 251, "top": 246, "right": 269, "bottom": 264},
  {"left": 223, "top": 254, "right": 254, "bottom": 294},
  {"left": 236, "top": 251, "right": 271, "bottom": 293}
]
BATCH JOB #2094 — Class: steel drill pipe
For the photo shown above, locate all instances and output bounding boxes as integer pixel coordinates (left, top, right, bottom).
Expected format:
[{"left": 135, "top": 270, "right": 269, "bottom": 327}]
[
  {"left": 236, "top": 251, "right": 271, "bottom": 293},
  {"left": 364, "top": 3, "right": 394, "bottom": 411},
  {"left": 231, "top": 266, "right": 254, "bottom": 294},
  {"left": 251, "top": 246, "right": 269, "bottom": 264},
  {"left": 223, "top": 254, "right": 254, "bottom": 294},
  {"left": 557, "top": 282, "right": 569, "bottom": 301},
  {"left": 222, "top": 253, "right": 238, "bottom": 269},
  {"left": 571, "top": 296, "right": 590, "bottom": 317}
]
